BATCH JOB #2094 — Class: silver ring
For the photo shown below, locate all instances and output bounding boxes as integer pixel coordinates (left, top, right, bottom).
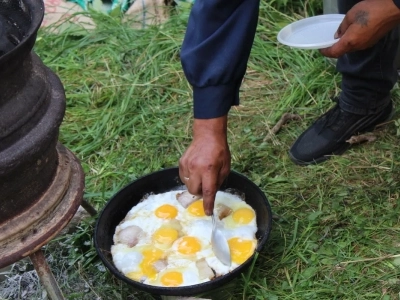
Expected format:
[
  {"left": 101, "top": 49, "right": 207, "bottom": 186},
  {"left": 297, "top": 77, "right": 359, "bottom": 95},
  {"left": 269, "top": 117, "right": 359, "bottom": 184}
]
[{"left": 184, "top": 177, "right": 189, "bottom": 181}]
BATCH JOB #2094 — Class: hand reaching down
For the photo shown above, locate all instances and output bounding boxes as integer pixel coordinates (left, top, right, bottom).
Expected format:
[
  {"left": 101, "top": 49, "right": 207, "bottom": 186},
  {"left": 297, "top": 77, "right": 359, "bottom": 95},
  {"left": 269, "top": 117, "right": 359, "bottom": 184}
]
[{"left": 179, "top": 116, "right": 231, "bottom": 216}]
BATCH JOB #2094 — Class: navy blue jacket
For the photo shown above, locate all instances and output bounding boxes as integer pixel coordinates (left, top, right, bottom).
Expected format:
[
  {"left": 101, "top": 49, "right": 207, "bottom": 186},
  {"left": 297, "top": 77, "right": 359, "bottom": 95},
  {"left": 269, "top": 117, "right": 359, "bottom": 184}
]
[
  {"left": 181, "top": 0, "right": 260, "bottom": 119},
  {"left": 181, "top": 0, "right": 400, "bottom": 119}
]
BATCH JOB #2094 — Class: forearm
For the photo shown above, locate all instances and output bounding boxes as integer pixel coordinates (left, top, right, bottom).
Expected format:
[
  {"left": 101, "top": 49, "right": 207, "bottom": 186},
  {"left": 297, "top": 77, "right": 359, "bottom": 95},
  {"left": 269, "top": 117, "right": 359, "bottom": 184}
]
[{"left": 181, "top": 0, "right": 260, "bottom": 119}]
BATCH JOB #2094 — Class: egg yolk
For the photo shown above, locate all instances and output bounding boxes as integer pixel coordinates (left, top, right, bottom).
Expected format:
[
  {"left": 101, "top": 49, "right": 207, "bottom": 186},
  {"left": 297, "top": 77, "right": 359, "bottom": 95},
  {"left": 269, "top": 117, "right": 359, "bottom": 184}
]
[
  {"left": 152, "top": 227, "right": 179, "bottom": 247},
  {"left": 228, "top": 237, "right": 255, "bottom": 264},
  {"left": 155, "top": 204, "right": 178, "bottom": 219},
  {"left": 140, "top": 248, "right": 164, "bottom": 280},
  {"left": 187, "top": 200, "right": 205, "bottom": 217},
  {"left": 160, "top": 271, "right": 183, "bottom": 287},
  {"left": 232, "top": 207, "right": 255, "bottom": 224},
  {"left": 177, "top": 236, "right": 201, "bottom": 255}
]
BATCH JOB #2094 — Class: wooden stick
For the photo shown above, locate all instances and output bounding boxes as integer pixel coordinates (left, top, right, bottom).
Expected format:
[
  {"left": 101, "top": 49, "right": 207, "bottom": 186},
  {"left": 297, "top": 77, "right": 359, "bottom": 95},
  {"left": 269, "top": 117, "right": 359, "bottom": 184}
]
[
  {"left": 338, "top": 253, "right": 400, "bottom": 266},
  {"left": 346, "top": 134, "right": 377, "bottom": 144},
  {"left": 264, "top": 113, "right": 301, "bottom": 141}
]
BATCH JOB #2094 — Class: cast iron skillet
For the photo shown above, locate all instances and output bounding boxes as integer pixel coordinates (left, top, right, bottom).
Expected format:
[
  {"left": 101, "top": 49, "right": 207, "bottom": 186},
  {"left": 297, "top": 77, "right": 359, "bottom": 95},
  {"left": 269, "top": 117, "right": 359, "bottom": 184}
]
[{"left": 94, "top": 167, "right": 272, "bottom": 296}]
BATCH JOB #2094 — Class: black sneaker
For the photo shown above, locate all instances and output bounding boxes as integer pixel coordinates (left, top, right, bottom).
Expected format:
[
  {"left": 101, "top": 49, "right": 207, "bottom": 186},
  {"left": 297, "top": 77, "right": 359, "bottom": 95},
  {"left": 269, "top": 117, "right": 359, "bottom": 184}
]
[{"left": 289, "top": 100, "right": 393, "bottom": 165}]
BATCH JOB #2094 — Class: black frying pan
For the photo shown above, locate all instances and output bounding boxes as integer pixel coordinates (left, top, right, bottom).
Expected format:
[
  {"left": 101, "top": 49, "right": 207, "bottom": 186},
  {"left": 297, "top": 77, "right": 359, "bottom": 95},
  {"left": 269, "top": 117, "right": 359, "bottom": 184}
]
[{"left": 94, "top": 167, "right": 272, "bottom": 296}]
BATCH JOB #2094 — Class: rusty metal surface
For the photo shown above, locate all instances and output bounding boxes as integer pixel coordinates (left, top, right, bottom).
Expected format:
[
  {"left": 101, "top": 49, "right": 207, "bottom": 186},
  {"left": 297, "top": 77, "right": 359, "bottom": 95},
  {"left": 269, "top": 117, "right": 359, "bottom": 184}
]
[
  {"left": 0, "top": 143, "right": 85, "bottom": 268},
  {"left": 0, "top": 143, "right": 71, "bottom": 244},
  {"left": 30, "top": 249, "right": 65, "bottom": 300}
]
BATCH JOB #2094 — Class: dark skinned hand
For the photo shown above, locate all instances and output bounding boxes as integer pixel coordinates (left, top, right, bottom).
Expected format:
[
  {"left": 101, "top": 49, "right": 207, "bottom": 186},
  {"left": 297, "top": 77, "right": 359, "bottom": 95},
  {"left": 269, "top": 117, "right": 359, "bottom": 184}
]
[
  {"left": 179, "top": 116, "right": 231, "bottom": 216},
  {"left": 320, "top": 0, "right": 400, "bottom": 58}
]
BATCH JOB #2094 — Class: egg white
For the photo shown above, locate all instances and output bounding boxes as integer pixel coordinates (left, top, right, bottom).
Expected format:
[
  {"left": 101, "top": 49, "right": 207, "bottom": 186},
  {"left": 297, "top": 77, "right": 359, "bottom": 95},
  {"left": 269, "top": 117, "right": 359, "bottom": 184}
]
[
  {"left": 184, "top": 219, "right": 212, "bottom": 244},
  {"left": 111, "top": 244, "right": 143, "bottom": 274},
  {"left": 222, "top": 225, "right": 257, "bottom": 241}
]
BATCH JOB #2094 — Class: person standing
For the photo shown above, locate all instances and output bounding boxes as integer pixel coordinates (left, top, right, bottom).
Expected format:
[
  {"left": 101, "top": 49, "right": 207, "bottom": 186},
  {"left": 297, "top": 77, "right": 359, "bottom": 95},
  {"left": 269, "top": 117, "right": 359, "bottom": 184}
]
[{"left": 179, "top": 0, "right": 400, "bottom": 215}]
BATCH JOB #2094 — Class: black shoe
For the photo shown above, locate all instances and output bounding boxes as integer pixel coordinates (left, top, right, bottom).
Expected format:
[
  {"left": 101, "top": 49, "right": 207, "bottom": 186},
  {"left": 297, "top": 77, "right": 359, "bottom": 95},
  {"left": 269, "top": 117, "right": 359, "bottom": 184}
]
[{"left": 289, "top": 101, "right": 393, "bottom": 165}]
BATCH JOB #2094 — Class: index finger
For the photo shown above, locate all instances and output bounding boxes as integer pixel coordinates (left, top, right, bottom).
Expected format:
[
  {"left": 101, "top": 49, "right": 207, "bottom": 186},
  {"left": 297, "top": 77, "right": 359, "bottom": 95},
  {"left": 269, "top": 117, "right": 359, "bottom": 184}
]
[
  {"left": 319, "top": 14, "right": 352, "bottom": 58},
  {"left": 201, "top": 172, "right": 219, "bottom": 216},
  {"left": 335, "top": 13, "right": 351, "bottom": 39}
]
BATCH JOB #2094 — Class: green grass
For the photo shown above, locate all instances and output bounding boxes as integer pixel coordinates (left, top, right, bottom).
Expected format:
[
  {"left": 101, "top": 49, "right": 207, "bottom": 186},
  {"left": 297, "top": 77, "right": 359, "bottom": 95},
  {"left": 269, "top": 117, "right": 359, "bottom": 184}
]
[{"left": 27, "top": 1, "right": 400, "bottom": 299}]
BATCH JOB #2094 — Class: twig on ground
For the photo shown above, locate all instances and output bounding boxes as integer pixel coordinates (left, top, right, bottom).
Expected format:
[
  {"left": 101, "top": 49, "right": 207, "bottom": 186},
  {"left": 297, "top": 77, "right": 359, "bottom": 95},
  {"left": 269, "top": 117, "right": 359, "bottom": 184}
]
[
  {"left": 337, "top": 253, "right": 400, "bottom": 267},
  {"left": 264, "top": 113, "right": 301, "bottom": 141},
  {"left": 346, "top": 134, "right": 377, "bottom": 144}
]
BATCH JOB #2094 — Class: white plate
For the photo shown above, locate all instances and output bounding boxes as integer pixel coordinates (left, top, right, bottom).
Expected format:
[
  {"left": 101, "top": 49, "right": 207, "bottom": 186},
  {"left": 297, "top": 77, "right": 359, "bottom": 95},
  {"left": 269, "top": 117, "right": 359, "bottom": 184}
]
[{"left": 277, "top": 14, "right": 345, "bottom": 49}]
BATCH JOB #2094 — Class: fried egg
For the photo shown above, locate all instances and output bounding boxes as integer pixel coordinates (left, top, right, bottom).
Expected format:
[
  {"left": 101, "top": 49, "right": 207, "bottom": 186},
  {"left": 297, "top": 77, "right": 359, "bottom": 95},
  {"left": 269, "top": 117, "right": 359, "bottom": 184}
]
[
  {"left": 125, "top": 192, "right": 185, "bottom": 221},
  {"left": 228, "top": 237, "right": 257, "bottom": 264},
  {"left": 111, "top": 244, "right": 167, "bottom": 283},
  {"left": 216, "top": 192, "right": 256, "bottom": 229},
  {"left": 151, "top": 262, "right": 205, "bottom": 287},
  {"left": 179, "top": 199, "right": 209, "bottom": 226},
  {"left": 185, "top": 219, "right": 212, "bottom": 244},
  {"left": 171, "top": 236, "right": 203, "bottom": 256}
]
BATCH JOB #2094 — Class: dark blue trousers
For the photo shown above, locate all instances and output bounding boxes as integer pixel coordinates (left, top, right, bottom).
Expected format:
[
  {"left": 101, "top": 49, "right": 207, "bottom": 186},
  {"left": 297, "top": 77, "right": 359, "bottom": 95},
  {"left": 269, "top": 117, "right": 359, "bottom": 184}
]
[{"left": 337, "top": 0, "right": 399, "bottom": 114}]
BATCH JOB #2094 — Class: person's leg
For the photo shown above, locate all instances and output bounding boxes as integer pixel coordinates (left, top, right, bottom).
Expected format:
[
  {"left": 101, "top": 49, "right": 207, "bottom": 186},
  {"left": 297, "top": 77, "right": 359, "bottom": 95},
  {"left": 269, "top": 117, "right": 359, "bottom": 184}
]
[
  {"left": 289, "top": 0, "right": 399, "bottom": 165},
  {"left": 337, "top": 0, "right": 399, "bottom": 114}
]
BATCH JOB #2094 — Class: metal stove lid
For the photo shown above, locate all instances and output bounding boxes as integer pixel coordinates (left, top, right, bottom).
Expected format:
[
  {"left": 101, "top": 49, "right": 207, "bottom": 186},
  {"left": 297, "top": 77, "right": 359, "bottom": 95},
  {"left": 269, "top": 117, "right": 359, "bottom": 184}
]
[{"left": 0, "top": 0, "right": 44, "bottom": 61}]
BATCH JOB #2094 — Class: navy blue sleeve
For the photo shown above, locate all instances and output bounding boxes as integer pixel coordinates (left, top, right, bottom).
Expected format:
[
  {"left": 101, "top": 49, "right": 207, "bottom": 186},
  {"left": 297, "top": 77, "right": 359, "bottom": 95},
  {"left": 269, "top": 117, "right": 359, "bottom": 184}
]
[
  {"left": 180, "top": 0, "right": 260, "bottom": 119},
  {"left": 394, "top": 0, "right": 400, "bottom": 9}
]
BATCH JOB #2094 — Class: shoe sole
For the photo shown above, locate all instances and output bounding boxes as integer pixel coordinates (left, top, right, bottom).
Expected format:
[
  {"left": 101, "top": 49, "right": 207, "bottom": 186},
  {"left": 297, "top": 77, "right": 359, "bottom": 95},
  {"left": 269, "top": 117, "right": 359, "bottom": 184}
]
[
  {"left": 289, "top": 106, "right": 394, "bottom": 166},
  {"left": 289, "top": 142, "right": 350, "bottom": 165}
]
